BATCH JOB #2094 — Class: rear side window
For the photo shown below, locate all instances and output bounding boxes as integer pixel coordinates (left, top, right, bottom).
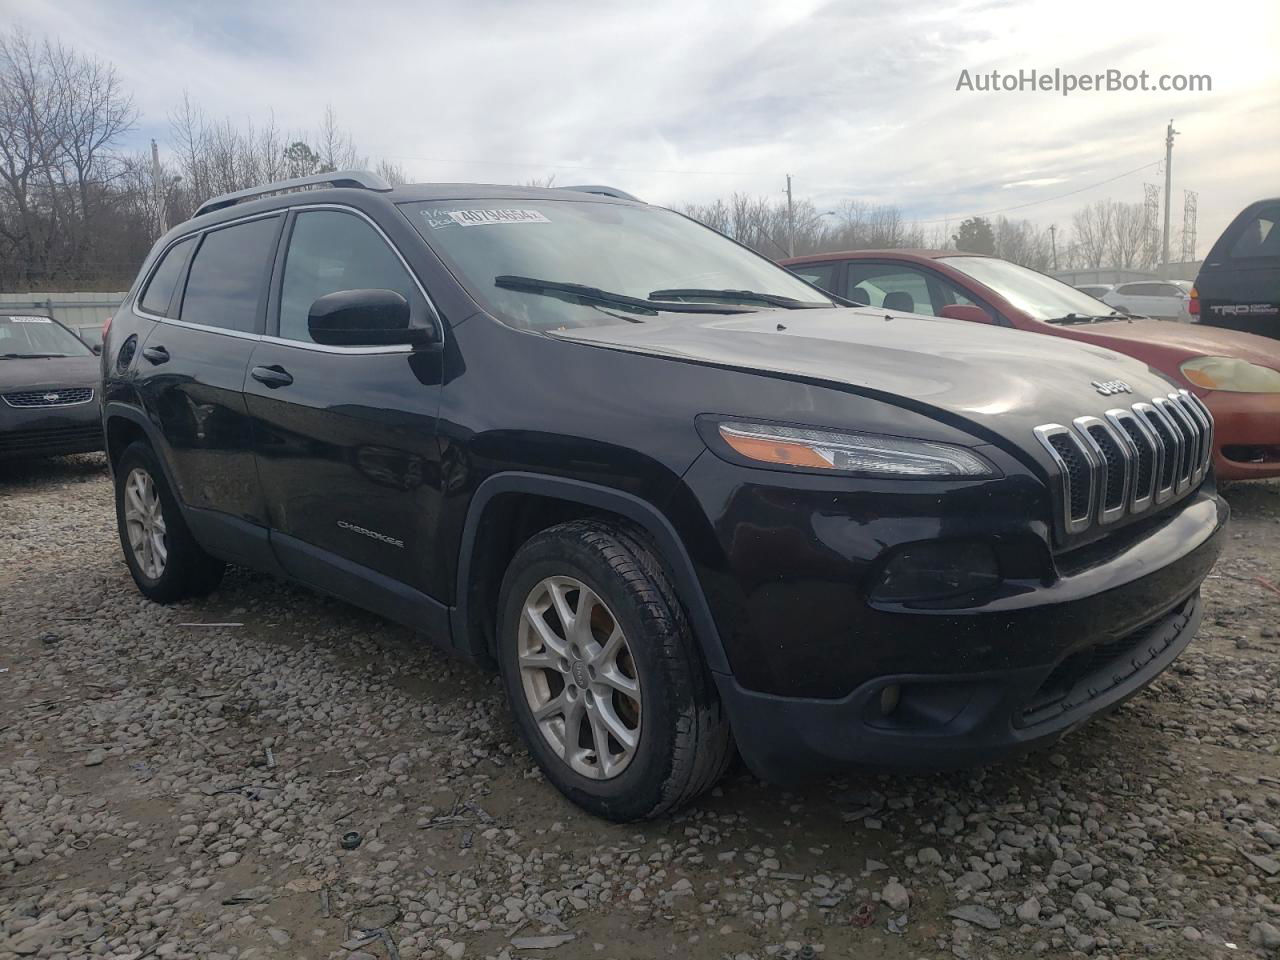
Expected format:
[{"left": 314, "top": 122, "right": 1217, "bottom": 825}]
[
  {"left": 278, "top": 210, "right": 423, "bottom": 343},
  {"left": 180, "top": 217, "right": 281, "bottom": 333},
  {"left": 139, "top": 236, "right": 195, "bottom": 317},
  {"left": 1120, "top": 282, "right": 1159, "bottom": 296},
  {"left": 1231, "top": 208, "right": 1280, "bottom": 258}
]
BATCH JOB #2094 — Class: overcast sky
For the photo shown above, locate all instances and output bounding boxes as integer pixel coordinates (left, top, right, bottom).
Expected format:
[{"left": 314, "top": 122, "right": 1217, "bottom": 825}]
[{"left": 7, "top": 0, "right": 1278, "bottom": 257}]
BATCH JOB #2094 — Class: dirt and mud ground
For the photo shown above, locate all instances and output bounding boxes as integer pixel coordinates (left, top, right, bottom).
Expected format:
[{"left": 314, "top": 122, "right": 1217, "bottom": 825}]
[{"left": 2, "top": 455, "right": 1278, "bottom": 960}]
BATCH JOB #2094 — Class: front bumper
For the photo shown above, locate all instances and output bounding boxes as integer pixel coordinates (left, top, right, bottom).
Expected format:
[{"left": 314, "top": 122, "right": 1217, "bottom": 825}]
[
  {"left": 681, "top": 458, "right": 1229, "bottom": 779},
  {"left": 0, "top": 401, "right": 103, "bottom": 460},
  {"left": 1202, "top": 389, "right": 1280, "bottom": 481},
  {"left": 721, "top": 591, "right": 1204, "bottom": 780}
]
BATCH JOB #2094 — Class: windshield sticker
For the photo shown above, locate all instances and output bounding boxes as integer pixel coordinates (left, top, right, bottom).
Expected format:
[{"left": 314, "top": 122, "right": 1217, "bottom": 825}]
[
  {"left": 429, "top": 209, "right": 551, "bottom": 228},
  {"left": 7, "top": 316, "right": 53, "bottom": 323}
]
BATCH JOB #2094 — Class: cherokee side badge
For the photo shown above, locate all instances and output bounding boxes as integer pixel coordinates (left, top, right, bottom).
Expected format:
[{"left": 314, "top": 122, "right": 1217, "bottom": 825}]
[{"left": 1092, "top": 379, "right": 1133, "bottom": 396}]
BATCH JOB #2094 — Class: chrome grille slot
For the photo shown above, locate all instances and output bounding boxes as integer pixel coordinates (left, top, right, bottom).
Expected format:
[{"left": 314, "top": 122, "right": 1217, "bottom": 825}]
[
  {"left": 1107, "top": 410, "right": 1156, "bottom": 513},
  {"left": 1036, "top": 389, "right": 1213, "bottom": 535},
  {"left": 1157, "top": 397, "right": 1197, "bottom": 491},
  {"left": 1135, "top": 402, "right": 1180, "bottom": 500},
  {"left": 1075, "top": 416, "right": 1128, "bottom": 524}
]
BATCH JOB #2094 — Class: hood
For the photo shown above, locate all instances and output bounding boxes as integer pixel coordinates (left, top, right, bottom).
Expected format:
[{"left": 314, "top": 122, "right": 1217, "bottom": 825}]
[
  {"left": 0, "top": 354, "right": 100, "bottom": 393},
  {"left": 551, "top": 308, "right": 1183, "bottom": 445},
  {"left": 1058, "top": 317, "right": 1280, "bottom": 369}
]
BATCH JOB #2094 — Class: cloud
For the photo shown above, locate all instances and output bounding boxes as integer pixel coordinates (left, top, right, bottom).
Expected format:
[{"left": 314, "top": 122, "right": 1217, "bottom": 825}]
[
  {"left": 4, "top": 0, "right": 1278, "bottom": 254},
  {"left": 1004, "top": 178, "right": 1070, "bottom": 189}
]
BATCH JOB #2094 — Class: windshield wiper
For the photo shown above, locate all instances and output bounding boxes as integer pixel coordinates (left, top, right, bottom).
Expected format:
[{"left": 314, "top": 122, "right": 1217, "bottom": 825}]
[
  {"left": 648, "top": 288, "right": 828, "bottom": 309},
  {"left": 1046, "top": 311, "right": 1131, "bottom": 325},
  {"left": 0, "top": 352, "right": 66, "bottom": 358},
  {"left": 495, "top": 276, "right": 756, "bottom": 314}
]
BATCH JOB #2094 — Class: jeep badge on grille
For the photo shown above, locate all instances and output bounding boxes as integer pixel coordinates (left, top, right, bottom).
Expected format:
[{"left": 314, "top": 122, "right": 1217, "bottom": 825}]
[{"left": 1092, "top": 379, "right": 1132, "bottom": 396}]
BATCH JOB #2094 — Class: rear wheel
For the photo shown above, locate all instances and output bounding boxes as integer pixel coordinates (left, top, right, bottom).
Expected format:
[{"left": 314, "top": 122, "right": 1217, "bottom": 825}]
[
  {"left": 114, "top": 441, "right": 224, "bottom": 602},
  {"left": 497, "top": 520, "right": 732, "bottom": 821}
]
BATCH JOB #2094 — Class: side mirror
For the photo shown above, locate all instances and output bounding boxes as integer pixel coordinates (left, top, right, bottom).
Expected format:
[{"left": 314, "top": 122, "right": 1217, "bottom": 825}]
[
  {"left": 940, "top": 304, "right": 995, "bottom": 325},
  {"left": 307, "top": 289, "right": 433, "bottom": 347},
  {"left": 91, "top": 344, "right": 102, "bottom": 356}
]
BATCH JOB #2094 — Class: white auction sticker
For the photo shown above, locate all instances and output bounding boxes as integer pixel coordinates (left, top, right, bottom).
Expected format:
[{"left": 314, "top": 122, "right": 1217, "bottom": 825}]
[
  {"left": 8, "top": 316, "right": 52, "bottom": 323},
  {"left": 447, "top": 209, "right": 550, "bottom": 227}
]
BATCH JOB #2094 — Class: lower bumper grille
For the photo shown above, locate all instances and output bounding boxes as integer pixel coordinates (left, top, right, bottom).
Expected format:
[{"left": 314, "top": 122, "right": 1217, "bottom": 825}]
[
  {"left": 1018, "top": 595, "right": 1194, "bottom": 727},
  {"left": 0, "top": 423, "right": 103, "bottom": 454}
]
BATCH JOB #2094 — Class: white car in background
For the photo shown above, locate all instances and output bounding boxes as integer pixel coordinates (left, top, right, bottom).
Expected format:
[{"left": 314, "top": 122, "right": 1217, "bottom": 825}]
[{"left": 1101, "top": 280, "right": 1192, "bottom": 320}]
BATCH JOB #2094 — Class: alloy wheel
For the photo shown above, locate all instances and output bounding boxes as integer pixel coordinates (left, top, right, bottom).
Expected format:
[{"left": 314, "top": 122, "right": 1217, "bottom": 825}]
[
  {"left": 517, "top": 576, "right": 642, "bottom": 779},
  {"left": 124, "top": 467, "right": 167, "bottom": 579}
]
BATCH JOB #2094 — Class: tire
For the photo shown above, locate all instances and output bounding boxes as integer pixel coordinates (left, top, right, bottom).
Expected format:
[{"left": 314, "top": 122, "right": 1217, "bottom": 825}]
[
  {"left": 114, "top": 441, "right": 224, "bottom": 603},
  {"left": 497, "top": 519, "right": 733, "bottom": 821}
]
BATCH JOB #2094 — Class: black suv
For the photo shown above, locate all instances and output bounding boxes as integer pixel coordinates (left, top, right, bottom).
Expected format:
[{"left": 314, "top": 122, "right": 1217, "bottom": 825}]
[
  {"left": 2, "top": 313, "right": 103, "bottom": 460},
  {"left": 1193, "top": 197, "right": 1280, "bottom": 339},
  {"left": 103, "top": 171, "right": 1227, "bottom": 820}
]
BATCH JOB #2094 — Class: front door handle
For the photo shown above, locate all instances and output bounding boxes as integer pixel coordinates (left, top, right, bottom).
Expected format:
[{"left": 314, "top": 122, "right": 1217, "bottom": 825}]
[
  {"left": 142, "top": 345, "right": 169, "bottom": 365},
  {"left": 251, "top": 364, "right": 294, "bottom": 388}
]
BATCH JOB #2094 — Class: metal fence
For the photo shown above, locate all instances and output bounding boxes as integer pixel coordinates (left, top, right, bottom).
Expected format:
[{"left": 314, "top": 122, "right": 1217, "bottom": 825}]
[{"left": 0, "top": 291, "right": 127, "bottom": 331}]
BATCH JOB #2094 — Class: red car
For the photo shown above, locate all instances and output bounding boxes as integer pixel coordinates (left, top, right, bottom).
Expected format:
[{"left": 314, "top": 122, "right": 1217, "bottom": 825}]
[{"left": 780, "top": 251, "right": 1280, "bottom": 481}]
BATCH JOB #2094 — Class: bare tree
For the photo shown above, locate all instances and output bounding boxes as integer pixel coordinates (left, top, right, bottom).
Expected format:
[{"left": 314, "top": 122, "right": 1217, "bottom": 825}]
[
  {"left": 316, "top": 104, "right": 361, "bottom": 172},
  {"left": 993, "top": 216, "right": 1052, "bottom": 271},
  {"left": 1108, "top": 201, "right": 1149, "bottom": 270},
  {"left": 1070, "top": 201, "right": 1113, "bottom": 269}
]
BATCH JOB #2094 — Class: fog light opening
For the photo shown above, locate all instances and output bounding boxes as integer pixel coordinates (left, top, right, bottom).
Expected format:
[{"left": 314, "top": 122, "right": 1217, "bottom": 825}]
[{"left": 879, "top": 683, "right": 901, "bottom": 717}]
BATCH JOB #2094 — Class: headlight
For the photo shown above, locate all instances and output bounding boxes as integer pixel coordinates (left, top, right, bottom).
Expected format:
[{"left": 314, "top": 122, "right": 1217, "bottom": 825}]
[
  {"left": 714, "top": 421, "right": 996, "bottom": 478},
  {"left": 1180, "top": 356, "right": 1280, "bottom": 393}
]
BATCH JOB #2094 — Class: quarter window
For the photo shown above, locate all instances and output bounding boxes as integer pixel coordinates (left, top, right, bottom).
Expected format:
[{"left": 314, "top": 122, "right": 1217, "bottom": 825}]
[
  {"left": 139, "top": 236, "right": 195, "bottom": 317},
  {"left": 278, "top": 210, "right": 423, "bottom": 343},
  {"left": 180, "top": 217, "right": 280, "bottom": 333},
  {"left": 1230, "top": 209, "right": 1280, "bottom": 258}
]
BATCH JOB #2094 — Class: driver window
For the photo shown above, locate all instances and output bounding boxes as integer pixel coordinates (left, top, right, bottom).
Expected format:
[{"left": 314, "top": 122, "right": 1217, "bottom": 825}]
[
  {"left": 847, "top": 266, "right": 937, "bottom": 315},
  {"left": 279, "top": 210, "right": 423, "bottom": 343}
]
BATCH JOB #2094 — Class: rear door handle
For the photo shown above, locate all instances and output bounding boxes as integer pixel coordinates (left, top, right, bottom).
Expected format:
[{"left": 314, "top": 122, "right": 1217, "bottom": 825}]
[
  {"left": 251, "top": 364, "right": 293, "bottom": 388},
  {"left": 142, "top": 345, "right": 169, "bottom": 364}
]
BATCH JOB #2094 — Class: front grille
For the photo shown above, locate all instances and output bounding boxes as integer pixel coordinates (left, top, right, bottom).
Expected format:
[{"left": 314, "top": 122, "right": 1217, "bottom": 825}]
[
  {"left": 1035, "top": 389, "right": 1213, "bottom": 535},
  {"left": 0, "top": 423, "right": 103, "bottom": 453},
  {"left": 3, "top": 387, "right": 94, "bottom": 408}
]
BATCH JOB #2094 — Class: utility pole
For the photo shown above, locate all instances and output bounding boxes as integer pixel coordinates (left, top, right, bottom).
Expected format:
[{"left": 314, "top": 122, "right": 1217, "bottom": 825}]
[
  {"left": 1049, "top": 224, "right": 1059, "bottom": 271},
  {"left": 1161, "top": 119, "right": 1178, "bottom": 277},
  {"left": 150, "top": 139, "right": 166, "bottom": 237},
  {"left": 785, "top": 174, "right": 795, "bottom": 257}
]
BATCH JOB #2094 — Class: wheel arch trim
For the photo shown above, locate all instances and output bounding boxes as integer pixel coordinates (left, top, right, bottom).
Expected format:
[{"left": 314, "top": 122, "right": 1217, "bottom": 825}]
[
  {"left": 103, "top": 403, "right": 179, "bottom": 490},
  {"left": 452, "top": 472, "right": 731, "bottom": 675}
]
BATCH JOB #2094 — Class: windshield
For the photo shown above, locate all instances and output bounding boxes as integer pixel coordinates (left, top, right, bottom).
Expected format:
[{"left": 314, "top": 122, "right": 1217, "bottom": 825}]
[
  {"left": 402, "top": 199, "right": 833, "bottom": 330},
  {"left": 940, "top": 256, "right": 1120, "bottom": 322},
  {"left": 0, "top": 315, "right": 94, "bottom": 357}
]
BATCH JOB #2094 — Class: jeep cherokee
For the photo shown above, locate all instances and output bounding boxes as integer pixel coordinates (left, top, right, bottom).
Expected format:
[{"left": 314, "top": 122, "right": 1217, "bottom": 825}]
[{"left": 102, "top": 171, "right": 1227, "bottom": 821}]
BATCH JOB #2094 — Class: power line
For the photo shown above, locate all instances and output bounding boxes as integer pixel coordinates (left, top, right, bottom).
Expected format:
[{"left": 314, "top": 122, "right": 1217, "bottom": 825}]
[{"left": 897, "top": 158, "right": 1164, "bottom": 226}]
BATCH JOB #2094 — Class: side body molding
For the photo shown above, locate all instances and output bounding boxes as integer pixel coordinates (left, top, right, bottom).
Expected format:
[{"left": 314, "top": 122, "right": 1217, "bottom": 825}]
[{"left": 450, "top": 472, "right": 730, "bottom": 675}]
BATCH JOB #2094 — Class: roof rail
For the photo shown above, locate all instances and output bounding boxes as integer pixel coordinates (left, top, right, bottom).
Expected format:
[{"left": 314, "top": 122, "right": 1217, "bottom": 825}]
[
  {"left": 561, "top": 184, "right": 642, "bottom": 202},
  {"left": 194, "top": 170, "right": 394, "bottom": 218}
]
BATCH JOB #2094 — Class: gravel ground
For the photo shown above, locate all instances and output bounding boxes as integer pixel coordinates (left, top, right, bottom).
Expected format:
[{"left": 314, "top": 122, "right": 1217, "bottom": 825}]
[{"left": 2, "top": 454, "right": 1279, "bottom": 960}]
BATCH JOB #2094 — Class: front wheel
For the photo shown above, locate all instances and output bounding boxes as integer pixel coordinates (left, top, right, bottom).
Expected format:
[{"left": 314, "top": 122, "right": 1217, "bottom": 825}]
[
  {"left": 114, "top": 441, "right": 224, "bottom": 602},
  {"left": 497, "top": 520, "right": 732, "bottom": 821}
]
